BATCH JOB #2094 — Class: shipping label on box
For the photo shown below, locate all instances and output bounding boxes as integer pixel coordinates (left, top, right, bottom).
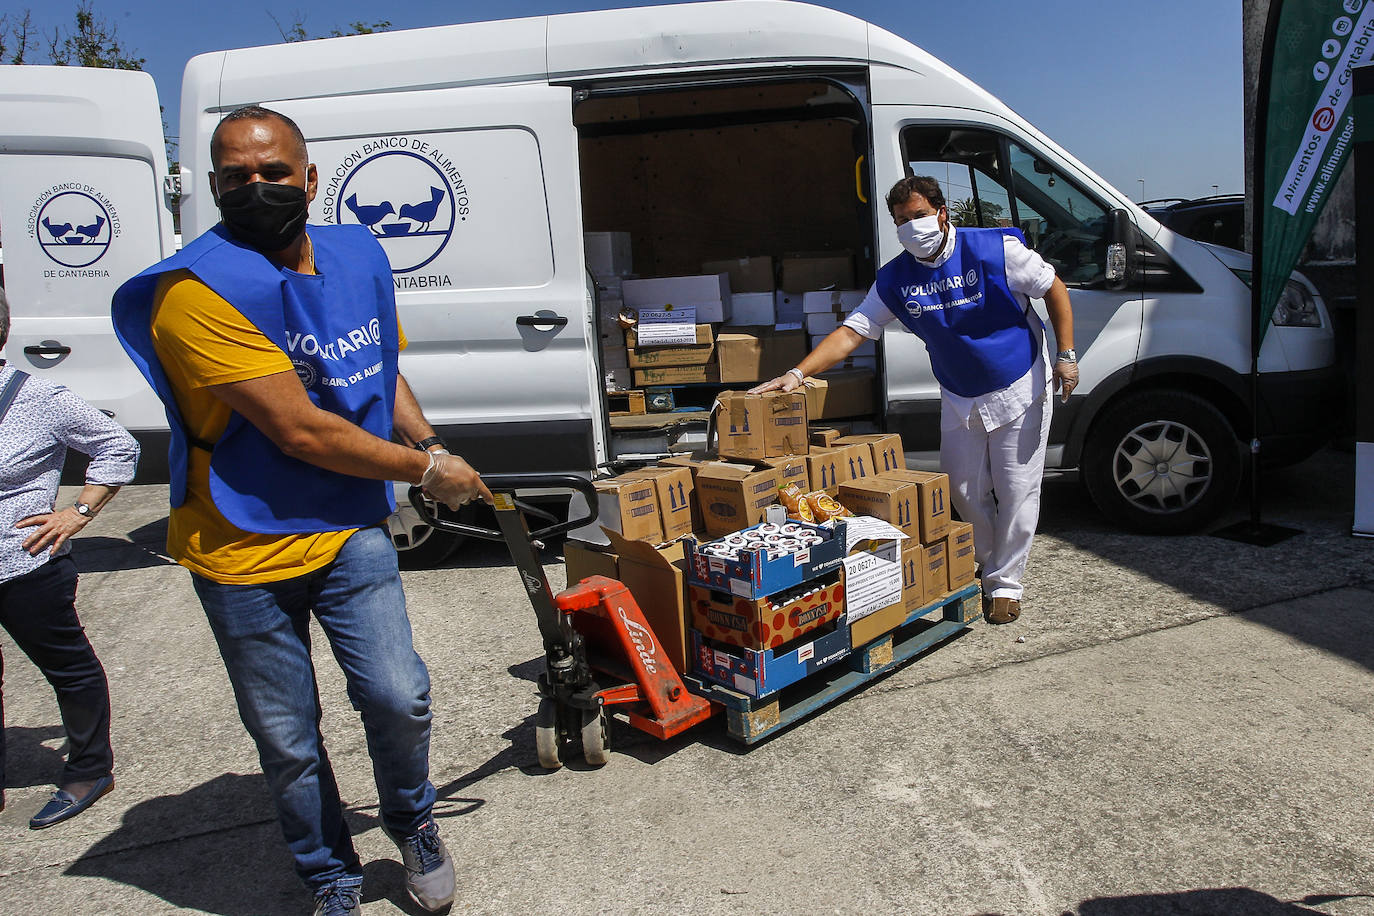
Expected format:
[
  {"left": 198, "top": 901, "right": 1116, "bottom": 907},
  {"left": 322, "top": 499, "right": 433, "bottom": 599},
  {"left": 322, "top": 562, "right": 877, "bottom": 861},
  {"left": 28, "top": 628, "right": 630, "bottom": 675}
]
[
  {"left": 716, "top": 328, "right": 807, "bottom": 384},
  {"left": 837, "top": 478, "right": 917, "bottom": 538},
  {"left": 803, "top": 369, "right": 876, "bottom": 420},
  {"left": 879, "top": 469, "right": 951, "bottom": 542},
  {"left": 684, "top": 519, "right": 846, "bottom": 598},
  {"left": 691, "top": 622, "right": 851, "bottom": 699},
  {"left": 837, "top": 433, "right": 905, "bottom": 476},
  {"left": 633, "top": 308, "right": 699, "bottom": 346},
  {"left": 689, "top": 572, "right": 844, "bottom": 650},
  {"left": 842, "top": 540, "right": 903, "bottom": 623},
  {"left": 922, "top": 540, "right": 949, "bottom": 602},
  {"left": 622, "top": 466, "right": 696, "bottom": 541},
  {"left": 947, "top": 522, "right": 976, "bottom": 589},
  {"left": 716, "top": 390, "right": 810, "bottom": 460},
  {"left": 761, "top": 454, "right": 809, "bottom": 492},
  {"left": 694, "top": 462, "right": 782, "bottom": 537},
  {"left": 702, "top": 256, "right": 774, "bottom": 294},
  {"left": 801, "top": 289, "right": 866, "bottom": 314},
  {"left": 594, "top": 476, "right": 663, "bottom": 543},
  {"left": 626, "top": 324, "right": 714, "bottom": 348},
  {"left": 633, "top": 363, "right": 720, "bottom": 386}
]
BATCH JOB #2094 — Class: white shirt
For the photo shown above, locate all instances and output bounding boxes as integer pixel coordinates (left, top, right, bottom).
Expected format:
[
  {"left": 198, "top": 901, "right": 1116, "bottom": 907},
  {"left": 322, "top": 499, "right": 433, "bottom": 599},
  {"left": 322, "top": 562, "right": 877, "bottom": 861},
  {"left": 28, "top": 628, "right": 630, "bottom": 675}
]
[{"left": 843, "top": 226, "right": 1057, "bottom": 432}]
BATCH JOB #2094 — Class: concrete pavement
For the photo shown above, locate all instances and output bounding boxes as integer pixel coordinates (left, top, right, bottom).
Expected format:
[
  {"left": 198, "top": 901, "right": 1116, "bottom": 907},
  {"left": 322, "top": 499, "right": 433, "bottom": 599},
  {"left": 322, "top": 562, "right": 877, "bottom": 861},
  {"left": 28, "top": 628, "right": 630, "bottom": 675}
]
[{"left": 1, "top": 447, "right": 1371, "bottom": 915}]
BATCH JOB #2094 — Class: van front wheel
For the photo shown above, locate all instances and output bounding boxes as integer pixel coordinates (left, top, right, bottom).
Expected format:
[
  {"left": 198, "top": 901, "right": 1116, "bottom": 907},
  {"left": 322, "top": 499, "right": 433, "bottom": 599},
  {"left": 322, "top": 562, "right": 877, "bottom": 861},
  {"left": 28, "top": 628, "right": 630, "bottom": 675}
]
[
  {"left": 1082, "top": 390, "right": 1242, "bottom": 534},
  {"left": 386, "top": 499, "right": 465, "bottom": 569}
]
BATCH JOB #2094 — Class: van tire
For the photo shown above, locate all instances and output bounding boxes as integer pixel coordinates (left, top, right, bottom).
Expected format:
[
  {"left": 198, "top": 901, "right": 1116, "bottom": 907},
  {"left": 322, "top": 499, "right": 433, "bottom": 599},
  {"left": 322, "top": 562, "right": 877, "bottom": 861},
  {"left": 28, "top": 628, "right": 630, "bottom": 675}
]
[{"left": 1081, "top": 389, "right": 1241, "bottom": 534}]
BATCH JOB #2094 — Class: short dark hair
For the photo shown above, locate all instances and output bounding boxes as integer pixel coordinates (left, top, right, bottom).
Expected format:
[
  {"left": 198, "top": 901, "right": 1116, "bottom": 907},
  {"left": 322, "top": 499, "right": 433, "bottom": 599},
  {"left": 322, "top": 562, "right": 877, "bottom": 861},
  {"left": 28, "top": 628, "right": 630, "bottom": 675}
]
[
  {"left": 886, "top": 175, "right": 946, "bottom": 216},
  {"left": 210, "top": 105, "right": 308, "bottom": 169}
]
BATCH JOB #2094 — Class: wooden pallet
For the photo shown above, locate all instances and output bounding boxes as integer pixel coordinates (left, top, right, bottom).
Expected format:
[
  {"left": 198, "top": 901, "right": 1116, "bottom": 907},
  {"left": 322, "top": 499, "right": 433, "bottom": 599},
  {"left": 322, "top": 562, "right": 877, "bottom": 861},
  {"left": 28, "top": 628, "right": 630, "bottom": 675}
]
[
  {"left": 607, "top": 389, "right": 646, "bottom": 416},
  {"left": 685, "top": 582, "right": 982, "bottom": 744}
]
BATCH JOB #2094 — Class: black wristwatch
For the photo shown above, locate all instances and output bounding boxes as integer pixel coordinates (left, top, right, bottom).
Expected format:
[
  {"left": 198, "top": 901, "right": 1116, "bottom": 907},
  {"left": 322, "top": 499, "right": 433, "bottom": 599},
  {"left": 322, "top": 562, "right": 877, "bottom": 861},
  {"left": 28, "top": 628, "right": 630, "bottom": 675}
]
[{"left": 414, "top": 436, "right": 446, "bottom": 452}]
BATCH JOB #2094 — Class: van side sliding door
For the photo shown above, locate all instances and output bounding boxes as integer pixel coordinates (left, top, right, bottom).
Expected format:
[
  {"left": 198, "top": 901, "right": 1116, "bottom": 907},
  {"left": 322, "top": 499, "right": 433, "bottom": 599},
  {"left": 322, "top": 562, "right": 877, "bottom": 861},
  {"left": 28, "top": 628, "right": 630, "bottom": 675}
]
[{"left": 282, "top": 85, "right": 600, "bottom": 474}]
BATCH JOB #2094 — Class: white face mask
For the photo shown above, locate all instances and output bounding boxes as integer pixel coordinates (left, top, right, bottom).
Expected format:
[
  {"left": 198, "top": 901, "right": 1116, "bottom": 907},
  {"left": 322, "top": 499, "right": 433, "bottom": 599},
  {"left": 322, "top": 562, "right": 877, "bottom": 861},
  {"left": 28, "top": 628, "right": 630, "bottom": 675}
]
[{"left": 897, "top": 214, "right": 945, "bottom": 260}]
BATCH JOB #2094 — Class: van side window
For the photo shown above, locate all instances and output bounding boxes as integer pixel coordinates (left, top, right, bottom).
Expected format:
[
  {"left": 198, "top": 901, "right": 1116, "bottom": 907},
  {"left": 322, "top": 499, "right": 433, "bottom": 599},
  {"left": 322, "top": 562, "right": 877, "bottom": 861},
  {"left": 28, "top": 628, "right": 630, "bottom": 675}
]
[{"left": 901, "top": 126, "right": 1113, "bottom": 289}]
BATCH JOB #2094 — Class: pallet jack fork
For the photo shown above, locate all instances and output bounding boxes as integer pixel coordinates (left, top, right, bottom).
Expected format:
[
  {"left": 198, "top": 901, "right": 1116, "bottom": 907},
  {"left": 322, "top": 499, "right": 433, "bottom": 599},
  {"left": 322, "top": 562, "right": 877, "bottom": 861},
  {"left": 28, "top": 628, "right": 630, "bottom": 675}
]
[{"left": 409, "top": 476, "right": 713, "bottom": 769}]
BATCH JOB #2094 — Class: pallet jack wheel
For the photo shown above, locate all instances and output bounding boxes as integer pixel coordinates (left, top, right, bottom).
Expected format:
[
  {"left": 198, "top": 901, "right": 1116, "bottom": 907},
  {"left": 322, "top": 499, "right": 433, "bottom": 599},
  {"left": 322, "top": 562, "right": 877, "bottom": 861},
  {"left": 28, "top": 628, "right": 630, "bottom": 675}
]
[
  {"left": 580, "top": 705, "right": 610, "bottom": 767},
  {"left": 534, "top": 698, "right": 564, "bottom": 770}
]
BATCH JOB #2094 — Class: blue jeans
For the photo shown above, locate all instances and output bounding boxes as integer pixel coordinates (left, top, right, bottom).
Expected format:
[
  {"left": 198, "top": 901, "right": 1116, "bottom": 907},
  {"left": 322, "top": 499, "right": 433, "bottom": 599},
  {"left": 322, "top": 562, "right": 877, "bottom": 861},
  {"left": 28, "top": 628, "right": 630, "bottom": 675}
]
[{"left": 191, "top": 526, "right": 436, "bottom": 893}]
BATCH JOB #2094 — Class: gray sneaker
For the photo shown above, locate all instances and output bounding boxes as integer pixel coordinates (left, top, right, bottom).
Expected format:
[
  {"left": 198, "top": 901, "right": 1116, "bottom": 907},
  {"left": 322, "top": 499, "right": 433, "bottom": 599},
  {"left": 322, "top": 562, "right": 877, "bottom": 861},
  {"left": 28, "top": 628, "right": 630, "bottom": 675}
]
[
  {"left": 385, "top": 818, "right": 455, "bottom": 911},
  {"left": 311, "top": 881, "right": 362, "bottom": 916}
]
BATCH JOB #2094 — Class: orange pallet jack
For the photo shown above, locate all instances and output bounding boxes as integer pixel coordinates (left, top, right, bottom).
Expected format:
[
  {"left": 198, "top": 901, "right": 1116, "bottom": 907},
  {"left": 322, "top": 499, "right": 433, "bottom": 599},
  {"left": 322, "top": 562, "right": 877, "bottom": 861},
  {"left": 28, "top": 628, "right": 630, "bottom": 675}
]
[{"left": 410, "top": 476, "right": 713, "bottom": 768}]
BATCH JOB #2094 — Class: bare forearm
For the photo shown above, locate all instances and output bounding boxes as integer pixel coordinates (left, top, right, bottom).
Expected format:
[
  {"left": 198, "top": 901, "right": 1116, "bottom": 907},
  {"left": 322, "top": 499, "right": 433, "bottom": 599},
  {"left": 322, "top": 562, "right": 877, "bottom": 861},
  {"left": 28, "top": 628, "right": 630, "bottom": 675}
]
[
  {"left": 278, "top": 409, "right": 431, "bottom": 484},
  {"left": 391, "top": 374, "right": 436, "bottom": 449},
  {"left": 75, "top": 484, "right": 121, "bottom": 515},
  {"left": 798, "top": 327, "right": 866, "bottom": 377},
  {"left": 1043, "top": 277, "right": 1074, "bottom": 352}
]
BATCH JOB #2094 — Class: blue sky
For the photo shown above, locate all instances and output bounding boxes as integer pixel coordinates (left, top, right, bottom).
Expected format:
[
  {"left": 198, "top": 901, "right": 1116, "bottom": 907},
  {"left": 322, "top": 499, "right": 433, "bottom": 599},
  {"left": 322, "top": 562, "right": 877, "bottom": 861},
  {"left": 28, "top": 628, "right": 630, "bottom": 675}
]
[{"left": 21, "top": 0, "right": 1242, "bottom": 201}]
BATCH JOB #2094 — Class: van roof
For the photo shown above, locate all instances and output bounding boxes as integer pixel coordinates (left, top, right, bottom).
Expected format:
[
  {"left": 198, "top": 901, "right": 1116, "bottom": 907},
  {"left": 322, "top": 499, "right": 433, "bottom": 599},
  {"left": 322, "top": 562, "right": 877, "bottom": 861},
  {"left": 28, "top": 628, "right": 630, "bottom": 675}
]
[
  {"left": 198, "top": 1, "right": 1013, "bottom": 121},
  {"left": 0, "top": 65, "right": 165, "bottom": 159}
]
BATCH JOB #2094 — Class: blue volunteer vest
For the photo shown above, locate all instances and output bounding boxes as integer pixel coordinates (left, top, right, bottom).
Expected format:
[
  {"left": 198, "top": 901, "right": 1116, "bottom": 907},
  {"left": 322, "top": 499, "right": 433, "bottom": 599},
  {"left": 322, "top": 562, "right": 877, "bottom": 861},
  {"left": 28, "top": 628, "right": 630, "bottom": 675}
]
[
  {"left": 876, "top": 227, "right": 1039, "bottom": 398},
  {"left": 112, "top": 223, "right": 399, "bottom": 534}
]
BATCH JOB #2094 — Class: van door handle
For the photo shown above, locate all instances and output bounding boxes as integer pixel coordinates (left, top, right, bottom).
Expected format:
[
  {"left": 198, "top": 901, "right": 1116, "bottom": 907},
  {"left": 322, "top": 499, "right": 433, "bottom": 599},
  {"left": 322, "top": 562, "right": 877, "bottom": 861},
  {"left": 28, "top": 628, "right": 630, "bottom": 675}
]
[
  {"left": 516, "top": 314, "right": 568, "bottom": 328},
  {"left": 24, "top": 344, "right": 72, "bottom": 356}
]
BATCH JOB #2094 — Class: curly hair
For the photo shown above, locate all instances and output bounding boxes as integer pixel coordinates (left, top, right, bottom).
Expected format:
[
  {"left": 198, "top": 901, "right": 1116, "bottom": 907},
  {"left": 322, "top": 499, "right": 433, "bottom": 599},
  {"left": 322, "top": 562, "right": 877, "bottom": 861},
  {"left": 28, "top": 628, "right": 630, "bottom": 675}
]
[{"left": 886, "top": 175, "right": 946, "bottom": 216}]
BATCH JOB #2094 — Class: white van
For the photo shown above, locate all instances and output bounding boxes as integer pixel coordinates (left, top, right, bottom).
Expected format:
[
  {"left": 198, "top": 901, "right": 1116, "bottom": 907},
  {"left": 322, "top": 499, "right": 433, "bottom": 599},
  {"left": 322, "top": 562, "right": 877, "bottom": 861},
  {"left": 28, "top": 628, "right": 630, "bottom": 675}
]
[{"left": 0, "top": 1, "right": 1338, "bottom": 562}]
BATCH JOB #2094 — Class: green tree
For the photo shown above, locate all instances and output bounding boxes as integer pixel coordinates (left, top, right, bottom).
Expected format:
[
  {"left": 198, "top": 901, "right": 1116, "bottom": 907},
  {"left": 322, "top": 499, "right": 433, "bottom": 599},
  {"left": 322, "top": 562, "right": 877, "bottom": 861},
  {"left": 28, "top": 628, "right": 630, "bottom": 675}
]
[
  {"left": 0, "top": 11, "right": 37, "bottom": 64},
  {"left": 949, "top": 197, "right": 1006, "bottom": 228},
  {"left": 46, "top": 0, "right": 144, "bottom": 69},
  {"left": 270, "top": 13, "right": 392, "bottom": 42}
]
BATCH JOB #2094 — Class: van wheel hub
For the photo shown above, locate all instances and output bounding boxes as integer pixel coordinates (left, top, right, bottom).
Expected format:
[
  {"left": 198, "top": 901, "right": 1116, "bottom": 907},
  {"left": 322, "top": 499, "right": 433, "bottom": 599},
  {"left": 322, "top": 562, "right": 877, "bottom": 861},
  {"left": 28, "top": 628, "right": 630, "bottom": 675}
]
[{"left": 1114, "top": 419, "right": 1212, "bottom": 514}]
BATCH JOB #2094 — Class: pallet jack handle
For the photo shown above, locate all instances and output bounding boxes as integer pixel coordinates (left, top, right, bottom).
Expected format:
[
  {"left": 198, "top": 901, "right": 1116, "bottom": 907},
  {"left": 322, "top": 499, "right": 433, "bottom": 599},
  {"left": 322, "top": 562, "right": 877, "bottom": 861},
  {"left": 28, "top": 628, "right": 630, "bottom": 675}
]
[{"left": 406, "top": 473, "right": 599, "bottom": 542}]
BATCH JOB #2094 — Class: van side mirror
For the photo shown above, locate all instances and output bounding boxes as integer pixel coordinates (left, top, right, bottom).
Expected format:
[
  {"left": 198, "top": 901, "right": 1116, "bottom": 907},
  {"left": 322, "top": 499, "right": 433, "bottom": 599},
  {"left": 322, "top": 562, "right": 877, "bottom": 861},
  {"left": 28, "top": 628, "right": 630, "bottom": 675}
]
[{"left": 1105, "top": 208, "right": 1135, "bottom": 290}]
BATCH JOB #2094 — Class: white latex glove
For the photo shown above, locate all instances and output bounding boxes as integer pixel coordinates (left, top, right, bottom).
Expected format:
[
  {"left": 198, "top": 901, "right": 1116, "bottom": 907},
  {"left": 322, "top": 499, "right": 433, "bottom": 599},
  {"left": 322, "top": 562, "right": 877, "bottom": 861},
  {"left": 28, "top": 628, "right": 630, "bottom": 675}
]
[
  {"left": 748, "top": 368, "right": 805, "bottom": 395},
  {"left": 1053, "top": 359, "right": 1079, "bottom": 403},
  {"left": 420, "top": 450, "right": 493, "bottom": 509}
]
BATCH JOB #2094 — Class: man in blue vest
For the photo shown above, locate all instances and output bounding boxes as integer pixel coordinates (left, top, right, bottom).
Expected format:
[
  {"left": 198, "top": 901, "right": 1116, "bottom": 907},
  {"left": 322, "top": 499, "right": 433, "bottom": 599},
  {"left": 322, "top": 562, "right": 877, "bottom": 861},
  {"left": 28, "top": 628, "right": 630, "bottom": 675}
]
[
  {"left": 753, "top": 176, "right": 1076, "bottom": 626},
  {"left": 113, "top": 107, "right": 489, "bottom": 915}
]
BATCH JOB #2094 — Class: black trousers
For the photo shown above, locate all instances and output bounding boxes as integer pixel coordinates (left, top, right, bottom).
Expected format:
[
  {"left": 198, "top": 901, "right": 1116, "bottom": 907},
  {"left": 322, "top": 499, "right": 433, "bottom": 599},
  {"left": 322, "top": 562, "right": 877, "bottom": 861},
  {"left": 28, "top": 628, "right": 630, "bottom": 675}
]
[{"left": 0, "top": 555, "right": 113, "bottom": 788}]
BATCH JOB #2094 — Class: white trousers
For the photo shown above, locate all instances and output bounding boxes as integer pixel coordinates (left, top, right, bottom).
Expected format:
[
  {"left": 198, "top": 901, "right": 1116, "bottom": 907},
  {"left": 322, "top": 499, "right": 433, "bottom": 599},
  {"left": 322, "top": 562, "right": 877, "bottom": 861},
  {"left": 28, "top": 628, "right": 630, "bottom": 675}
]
[{"left": 939, "top": 393, "right": 1052, "bottom": 600}]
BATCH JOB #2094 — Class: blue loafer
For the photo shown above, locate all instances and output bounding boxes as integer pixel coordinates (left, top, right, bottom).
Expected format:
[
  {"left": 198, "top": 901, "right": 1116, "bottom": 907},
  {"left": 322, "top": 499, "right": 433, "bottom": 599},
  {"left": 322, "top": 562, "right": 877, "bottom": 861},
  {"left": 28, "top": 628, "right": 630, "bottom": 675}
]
[{"left": 29, "top": 775, "right": 114, "bottom": 830}]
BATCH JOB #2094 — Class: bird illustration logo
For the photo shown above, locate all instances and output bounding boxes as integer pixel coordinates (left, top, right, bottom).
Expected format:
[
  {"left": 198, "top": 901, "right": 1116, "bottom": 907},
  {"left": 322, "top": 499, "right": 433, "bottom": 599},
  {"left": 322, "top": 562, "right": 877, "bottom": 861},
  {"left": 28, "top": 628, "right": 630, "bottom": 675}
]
[
  {"left": 344, "top": 194, "right": 396, "bottom": 234},
  {"left": 42, "top": 217, "right": 73, "bottom": 241},
  {"left": 34, "top": 190, "right": 115, "bottom": 268},
  {"left": 398, "top": 187, "right": 446, "bottom": 232},
  {"left": 333, "top": 147, "right": 462, "bottom": 273}
]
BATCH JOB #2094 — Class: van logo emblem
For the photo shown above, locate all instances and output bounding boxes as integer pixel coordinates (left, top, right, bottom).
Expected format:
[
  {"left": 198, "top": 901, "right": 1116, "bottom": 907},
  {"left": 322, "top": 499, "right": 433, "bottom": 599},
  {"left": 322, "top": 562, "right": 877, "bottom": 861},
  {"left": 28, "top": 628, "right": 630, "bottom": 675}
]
[
  {"left": 324, "top": 141, "right": 469, "bottom": 275},
  {"left": 29, "top": 187, "right": 119, "bottom": 270}
]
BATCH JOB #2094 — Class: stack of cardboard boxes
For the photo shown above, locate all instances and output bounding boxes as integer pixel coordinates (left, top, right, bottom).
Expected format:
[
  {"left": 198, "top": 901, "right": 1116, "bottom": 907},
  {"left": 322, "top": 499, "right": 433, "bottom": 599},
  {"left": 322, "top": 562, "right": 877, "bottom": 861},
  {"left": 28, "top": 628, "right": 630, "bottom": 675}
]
[
  {"left": 565, "top": 388, "right": 980, "bottom": 701},
  {"left": 586, "top": 233, "right": 879, "bottom": 416}
]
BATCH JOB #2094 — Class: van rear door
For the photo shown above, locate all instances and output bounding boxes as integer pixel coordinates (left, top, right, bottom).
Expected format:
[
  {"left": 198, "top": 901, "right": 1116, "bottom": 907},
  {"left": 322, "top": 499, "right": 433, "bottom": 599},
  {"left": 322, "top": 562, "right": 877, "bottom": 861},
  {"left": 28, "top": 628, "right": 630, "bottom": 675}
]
[
  {"left": 250, "top": 85, "right": 602, "bottom": 474},
  {"left": 0, "top": 66, "right": 175, "bottom": 434}
]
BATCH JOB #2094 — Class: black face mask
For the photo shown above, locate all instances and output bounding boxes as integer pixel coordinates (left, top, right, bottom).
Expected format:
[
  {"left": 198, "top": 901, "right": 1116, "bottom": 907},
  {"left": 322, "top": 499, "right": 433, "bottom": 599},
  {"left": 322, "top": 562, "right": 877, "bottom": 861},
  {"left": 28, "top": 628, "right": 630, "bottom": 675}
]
[{"left": 216, "top": 182, "right": 309, "bottom": 252}]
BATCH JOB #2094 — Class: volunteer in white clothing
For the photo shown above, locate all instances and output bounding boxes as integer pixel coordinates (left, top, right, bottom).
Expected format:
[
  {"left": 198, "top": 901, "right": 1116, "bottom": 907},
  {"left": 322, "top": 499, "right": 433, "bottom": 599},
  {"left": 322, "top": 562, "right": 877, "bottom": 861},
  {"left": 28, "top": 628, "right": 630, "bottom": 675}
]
[{"left": 752, "top": 176, "right": 1077, "bottom": 624}]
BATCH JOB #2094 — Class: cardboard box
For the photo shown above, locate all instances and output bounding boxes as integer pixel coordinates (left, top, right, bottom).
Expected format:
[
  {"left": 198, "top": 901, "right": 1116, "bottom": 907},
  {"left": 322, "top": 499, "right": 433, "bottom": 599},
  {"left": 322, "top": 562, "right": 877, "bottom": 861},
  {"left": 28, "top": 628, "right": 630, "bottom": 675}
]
[
  {"left": 803, "top": 369, "right": 876, "bottom": 419},
  {"left": 837, "top": 478, "right": 918, "bottom": 539},
  {"left": 805, "top": 312, "right": 843, "bottom": 336},
  {"left": 780, "top": 253, "right": 854, "bottom": 293},
  {"left": 689, "top": 570, "right": 844, "bottom": 650},
  {"left": 804, "top": 446, "right": 853, "bottom": 495},
  {"left": 633, "top": 362, "right": 720, "bottom": 386},
  {"left": 921, "top": 540, "right": 949, "bottom": 601},
  {"left": 594, "top": 475, "right": 663, "bottom": 543},
  {"left": 626, "top": 343, "right": 715, "bottom": 368},
  {"left": 603, "top": 530, "right": 691, "bottom": 674},
  {"left": 849, "top": 599, "right": 907, "bottom": 649},
  {"left": 564, "top": 539, "right": 619, "bottom": 588},
  {"left": 901, "top": 539, "right": 927, "bottom": 614},
  {"left": 775, "top": 291, "right": 804, "bottom": 324},
  {"left": 702, "top": 256, "right": 774, "bottom": 294},
  {"left": 715, "top": 390, "right": 809, "bottom": 460},
  {"left": 760, "top": 454, "right": 809, "bottom": 492},
  {"left": 836, "top": 433, "right": 906, "bottom": 477},
  {"left": 716, "top": 327, "right": 807, "bottom": 384},
  {"left": 622, "top": 466, "right": 696, "bottom": 541},
  {"left": 877, "top": 469, "right": 951, "bottom": 543},
  {"left": 809, "top": 425, "right": 851, "bottom": 448},
  {"left": 622, "top": 274, "right": 732, "bottom": 323},
  {"left": 947, "top": 521, "right": 976, "bottom": 589},
  {"left": 626, "top": 324, "right": 714, "bottom": 347},
  {"left": 725, "top": 292, "right": 776, "bottom": 326},
  {"left": 585, "top": 231, "right": 633, "bottom": 279},
  {"left": 691, "top": 621, "right": 851, "bottom": 698},
  {"left": 801, "top": 289, "right": 866, "bottom": 314},
  {"left": 694, "top": 462, "right": 783, "bottom": 537},
  {"left": 685, "top": 520, "right": 846, "bottom": 598}
]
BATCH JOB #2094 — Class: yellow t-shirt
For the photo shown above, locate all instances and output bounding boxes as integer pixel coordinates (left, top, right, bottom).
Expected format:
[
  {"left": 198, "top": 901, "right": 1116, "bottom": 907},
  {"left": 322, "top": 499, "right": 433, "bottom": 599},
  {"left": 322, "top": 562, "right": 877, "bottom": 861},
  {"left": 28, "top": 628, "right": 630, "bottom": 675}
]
[{"left": 150, "top": 268, "right": 402, "bottom": 585}]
